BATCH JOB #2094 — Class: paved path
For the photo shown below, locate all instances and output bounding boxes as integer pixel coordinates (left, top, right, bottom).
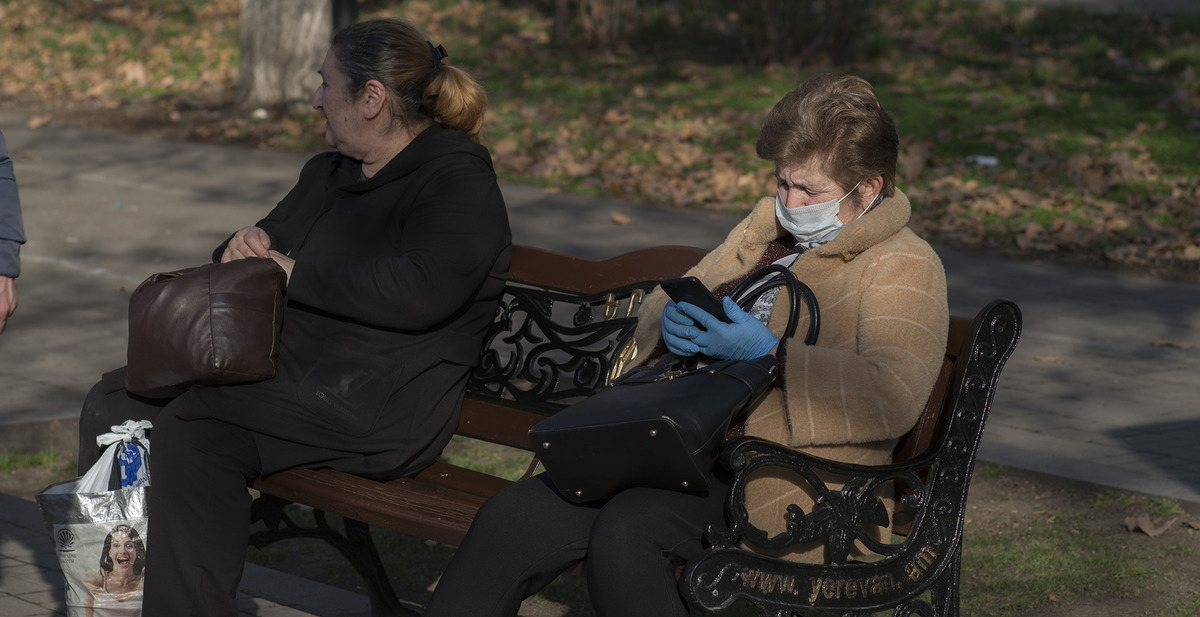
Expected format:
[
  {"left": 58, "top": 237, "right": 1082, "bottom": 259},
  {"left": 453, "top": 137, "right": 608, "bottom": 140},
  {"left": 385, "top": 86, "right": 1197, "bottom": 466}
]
[
  {"left": 0, "top": 110, "right": 1196, "bottom": 615},
  {"left": 953, "top": 0, "right": 1198, "bottom": 14}
]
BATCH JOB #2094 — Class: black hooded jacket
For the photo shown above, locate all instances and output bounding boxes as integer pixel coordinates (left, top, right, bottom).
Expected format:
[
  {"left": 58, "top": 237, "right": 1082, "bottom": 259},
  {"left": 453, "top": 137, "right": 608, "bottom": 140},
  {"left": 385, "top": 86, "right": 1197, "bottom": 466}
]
[{"left": 182, "top": 124, "right": 512, "bottom": 478}]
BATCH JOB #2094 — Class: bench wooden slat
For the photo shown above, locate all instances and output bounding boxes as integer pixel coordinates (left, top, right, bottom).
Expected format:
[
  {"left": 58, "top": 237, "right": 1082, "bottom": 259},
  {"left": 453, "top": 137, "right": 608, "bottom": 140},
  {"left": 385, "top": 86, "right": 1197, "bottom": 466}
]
[
  {"left": 254, "top": 462, "right": 512, "bottom": 547},
  {"left": 893, "top": 314, "right": 972, "bottom": 466},
  {"left": 455, "top": 399, "right": 548, "bottom": 450},
  {"left": 408, "top": 460, "right": 516, "bottom": 497},
  {"left": 510, "top": 245, "right": 707, "bottom": 294}
]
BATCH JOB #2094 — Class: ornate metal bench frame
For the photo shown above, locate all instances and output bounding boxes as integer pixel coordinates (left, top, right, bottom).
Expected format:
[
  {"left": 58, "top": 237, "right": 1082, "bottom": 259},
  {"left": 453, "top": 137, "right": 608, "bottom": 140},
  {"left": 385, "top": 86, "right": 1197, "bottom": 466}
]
[{"left": 682, "top": 299, "right": 1022, "bottom": 617}]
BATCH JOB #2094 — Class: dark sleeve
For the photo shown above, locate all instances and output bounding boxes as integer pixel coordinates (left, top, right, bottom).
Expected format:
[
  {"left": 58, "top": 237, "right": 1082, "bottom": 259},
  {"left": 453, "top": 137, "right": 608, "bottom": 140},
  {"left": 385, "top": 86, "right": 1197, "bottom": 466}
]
[
  {"left": 0, "top": 131, "right": 26, "bottom": 278},
  {"left": 285, "top": 157, "right": 510, "bottom": 331}
]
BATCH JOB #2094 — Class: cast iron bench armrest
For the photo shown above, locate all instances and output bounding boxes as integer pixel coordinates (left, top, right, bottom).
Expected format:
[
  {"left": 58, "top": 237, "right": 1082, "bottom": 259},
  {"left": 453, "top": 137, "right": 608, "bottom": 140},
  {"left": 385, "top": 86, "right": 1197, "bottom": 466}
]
[{"left": 681, "top": 299, "right": 1023, "bottom": 617}]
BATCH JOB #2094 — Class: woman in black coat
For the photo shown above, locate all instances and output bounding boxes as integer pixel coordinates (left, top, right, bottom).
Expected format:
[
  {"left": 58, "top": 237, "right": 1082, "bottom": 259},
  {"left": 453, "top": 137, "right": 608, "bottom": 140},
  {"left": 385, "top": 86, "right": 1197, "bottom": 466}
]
[{"left": 75, "top": 18, "right": 511, "bottom": 616}]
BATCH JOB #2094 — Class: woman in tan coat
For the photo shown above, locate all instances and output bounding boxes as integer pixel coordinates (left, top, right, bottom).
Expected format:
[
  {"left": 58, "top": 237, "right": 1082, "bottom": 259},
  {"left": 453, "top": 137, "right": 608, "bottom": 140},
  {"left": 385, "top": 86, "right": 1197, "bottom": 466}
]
[{"left": 423, "top": 72, "right": 948, "bottom": 617}]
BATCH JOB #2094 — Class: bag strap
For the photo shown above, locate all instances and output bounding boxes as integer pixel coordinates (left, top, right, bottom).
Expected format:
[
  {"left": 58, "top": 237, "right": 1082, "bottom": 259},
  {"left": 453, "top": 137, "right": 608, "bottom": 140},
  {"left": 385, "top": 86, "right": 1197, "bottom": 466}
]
[
  {"left": 641, "top": 264, "right": 820, "bottom": 379},
  {"left": 727, "top": 264, "right": 819, "bottom": 346}
]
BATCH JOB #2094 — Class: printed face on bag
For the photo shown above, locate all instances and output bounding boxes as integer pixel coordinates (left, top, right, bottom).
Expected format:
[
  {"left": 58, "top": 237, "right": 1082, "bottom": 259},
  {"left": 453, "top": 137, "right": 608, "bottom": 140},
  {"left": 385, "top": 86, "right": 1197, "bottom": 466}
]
[
  {"left": 100, "top": 525, "right": 146, "bottom": 578},
  {"left": 107, "top": 533, "right": 137, "bottom": 572},
  {"left": 77, "top": 523, "right": 146, "bottom": 611}
]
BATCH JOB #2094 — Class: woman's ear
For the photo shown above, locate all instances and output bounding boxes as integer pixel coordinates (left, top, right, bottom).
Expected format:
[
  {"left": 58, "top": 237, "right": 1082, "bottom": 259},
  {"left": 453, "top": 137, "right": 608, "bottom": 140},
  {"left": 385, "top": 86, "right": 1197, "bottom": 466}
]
[
  {"left": 360, "top": 79, "right": 387, "bottom": 121},
  {"left": 861, "top": 175, "right": 884, "bottom": 208}
]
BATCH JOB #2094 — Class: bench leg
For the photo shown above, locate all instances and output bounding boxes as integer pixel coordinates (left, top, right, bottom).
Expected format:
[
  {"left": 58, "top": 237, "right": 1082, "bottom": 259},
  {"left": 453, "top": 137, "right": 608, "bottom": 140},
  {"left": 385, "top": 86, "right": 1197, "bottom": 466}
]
[
  {"left": 926, "top": 549, "right": 962, "bottom": 617},
  {"left": 340, "top": 516, "right": 417, "bottom": 616},
  {"left": 249, "top": 497, "right": 415, "bottom": 616}
]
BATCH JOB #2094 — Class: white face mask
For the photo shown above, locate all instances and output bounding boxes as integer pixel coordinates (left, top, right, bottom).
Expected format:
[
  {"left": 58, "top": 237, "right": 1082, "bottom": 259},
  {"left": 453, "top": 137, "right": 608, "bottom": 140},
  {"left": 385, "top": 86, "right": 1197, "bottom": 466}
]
[{"left": 775, "top": 181, "right": 861, "bottom": 248}]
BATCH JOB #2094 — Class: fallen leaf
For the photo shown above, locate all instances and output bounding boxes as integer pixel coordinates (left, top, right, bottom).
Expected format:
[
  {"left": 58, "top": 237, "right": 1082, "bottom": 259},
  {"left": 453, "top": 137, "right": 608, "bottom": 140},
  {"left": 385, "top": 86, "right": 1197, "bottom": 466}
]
[
  {"left": 897, "top": 136, "right": 934, "bottom": 183},
  {"left": 491, "top": 138, "right": 520, "bottom": 157},
  {"left": 1048, "top": 592, "right": 1059, "bottom": 602},
  {"left": 602, "top": 109, "right": 630, "bottom": 125},
  {"left": 1034, "top": 356, "right": 1062, "bottom": 363},
  {"left": 611, "top": 212, "right": 632, "bottom": 226},
  {"left": 26, "top": 114, "right": 51, "bottom": 129},
  {"left": 1151, "top": 338, "right": 1195, "bottom": 350},
  {"left": 1183, "top": 519, "right": 1200, "bottom": 530},
  {"left": 1123, "top": 514, "right": 1178, "bottom": 537},
  {"left": 117, "top": 59, "right": 149, "bottom": 86}
]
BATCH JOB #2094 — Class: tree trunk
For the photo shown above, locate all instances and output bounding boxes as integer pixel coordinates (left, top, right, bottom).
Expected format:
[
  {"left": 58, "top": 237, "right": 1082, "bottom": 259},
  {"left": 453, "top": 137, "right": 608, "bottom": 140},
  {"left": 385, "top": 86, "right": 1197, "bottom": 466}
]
[
  {"left": 332, "top": 0, "right": 357, "bottom": 31},
  {"left": 237, "top": 0, "right": 332, "bottom": 114}
]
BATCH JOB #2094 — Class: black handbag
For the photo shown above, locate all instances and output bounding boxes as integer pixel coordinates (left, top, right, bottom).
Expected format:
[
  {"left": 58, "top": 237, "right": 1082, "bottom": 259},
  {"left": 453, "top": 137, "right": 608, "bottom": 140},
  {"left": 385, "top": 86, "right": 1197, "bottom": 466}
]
[{"left": 528, "top": 264, "right": 819, "bottom": 503}]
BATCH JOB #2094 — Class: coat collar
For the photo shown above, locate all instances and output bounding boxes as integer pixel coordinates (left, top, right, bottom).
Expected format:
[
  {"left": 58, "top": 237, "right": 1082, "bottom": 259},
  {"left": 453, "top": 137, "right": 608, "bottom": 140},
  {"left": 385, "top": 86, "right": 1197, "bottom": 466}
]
[{"left": 812, "top": 188, "right": 912, "bottom": 260}]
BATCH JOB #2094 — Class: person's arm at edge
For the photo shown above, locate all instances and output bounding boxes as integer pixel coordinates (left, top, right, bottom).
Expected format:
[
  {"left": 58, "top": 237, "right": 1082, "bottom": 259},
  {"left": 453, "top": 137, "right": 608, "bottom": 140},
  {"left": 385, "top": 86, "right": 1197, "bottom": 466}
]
[{"left": 0, "top": 130, "right": 27, "bottom": 337}]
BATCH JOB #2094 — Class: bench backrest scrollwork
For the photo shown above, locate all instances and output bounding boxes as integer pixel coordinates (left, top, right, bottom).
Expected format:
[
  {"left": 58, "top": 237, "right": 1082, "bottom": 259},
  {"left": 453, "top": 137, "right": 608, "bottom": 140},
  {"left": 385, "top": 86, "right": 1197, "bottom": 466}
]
[{"left": 459, "top": 245, "right": 708, "bottom": 448}]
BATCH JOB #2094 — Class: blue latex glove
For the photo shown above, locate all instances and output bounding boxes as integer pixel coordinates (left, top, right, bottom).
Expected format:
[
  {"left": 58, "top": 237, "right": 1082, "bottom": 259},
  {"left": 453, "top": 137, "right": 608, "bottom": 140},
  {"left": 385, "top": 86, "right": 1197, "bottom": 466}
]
[
  {"left": 675, "top": 296, "right": 779, "bottom": 361},
  {"left": 661, "top": 300, "right": 701, "bottom": 357}
]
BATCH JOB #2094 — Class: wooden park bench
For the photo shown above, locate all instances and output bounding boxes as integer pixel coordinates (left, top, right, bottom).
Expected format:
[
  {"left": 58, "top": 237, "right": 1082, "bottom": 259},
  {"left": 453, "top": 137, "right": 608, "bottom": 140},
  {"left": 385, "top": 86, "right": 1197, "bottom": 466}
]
[{"left": 249, "top": 243, "right": 1022, "bottom": 617}]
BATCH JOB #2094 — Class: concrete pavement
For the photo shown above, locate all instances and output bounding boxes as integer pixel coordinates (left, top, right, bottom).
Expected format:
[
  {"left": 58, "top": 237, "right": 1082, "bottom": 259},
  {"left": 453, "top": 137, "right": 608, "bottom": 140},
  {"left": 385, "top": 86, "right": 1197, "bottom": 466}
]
[{"left": 0, "top": 110, "right": 1197, "bottom": 615}]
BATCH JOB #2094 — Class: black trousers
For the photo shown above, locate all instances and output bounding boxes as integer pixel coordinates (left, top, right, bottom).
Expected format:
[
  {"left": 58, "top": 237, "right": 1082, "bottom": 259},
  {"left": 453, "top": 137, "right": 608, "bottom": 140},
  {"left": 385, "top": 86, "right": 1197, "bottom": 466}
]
[
  {"left": 77, "top": 368, "right": 363, "bottom": 616},
  {"left": 423, "top": 472, "right": 729, "bottom": 617},
  {"left": 77, "top": 368, "right": 168, "bottom": 478}
]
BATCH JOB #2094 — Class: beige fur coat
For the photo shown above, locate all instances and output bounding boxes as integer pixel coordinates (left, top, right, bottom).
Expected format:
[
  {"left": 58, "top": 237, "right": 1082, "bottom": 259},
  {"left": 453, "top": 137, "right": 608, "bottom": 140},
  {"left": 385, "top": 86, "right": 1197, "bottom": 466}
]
[{"left": 629, "top": 189, "right": 949, "bottom": 561}]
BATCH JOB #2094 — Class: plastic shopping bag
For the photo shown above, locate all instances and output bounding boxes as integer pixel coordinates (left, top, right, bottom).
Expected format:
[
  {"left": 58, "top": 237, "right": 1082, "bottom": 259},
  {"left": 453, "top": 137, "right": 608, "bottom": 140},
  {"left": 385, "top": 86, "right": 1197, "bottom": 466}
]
[{"left": 36, "top": 420, "right": 151, "bottom": 617}]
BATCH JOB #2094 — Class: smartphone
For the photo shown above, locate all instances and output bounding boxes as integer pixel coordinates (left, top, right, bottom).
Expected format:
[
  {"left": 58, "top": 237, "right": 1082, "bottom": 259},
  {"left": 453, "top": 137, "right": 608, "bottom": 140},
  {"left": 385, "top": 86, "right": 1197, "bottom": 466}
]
[{"left": 660, "top": 276, "right": 730, "bottom": 323}]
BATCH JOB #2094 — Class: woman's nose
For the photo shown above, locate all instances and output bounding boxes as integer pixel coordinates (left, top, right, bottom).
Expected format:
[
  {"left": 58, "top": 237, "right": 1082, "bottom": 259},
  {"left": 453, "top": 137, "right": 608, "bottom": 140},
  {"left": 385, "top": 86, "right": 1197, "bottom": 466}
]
[{"left": 779, "top": 189, "right": 802, "bottom": 209}]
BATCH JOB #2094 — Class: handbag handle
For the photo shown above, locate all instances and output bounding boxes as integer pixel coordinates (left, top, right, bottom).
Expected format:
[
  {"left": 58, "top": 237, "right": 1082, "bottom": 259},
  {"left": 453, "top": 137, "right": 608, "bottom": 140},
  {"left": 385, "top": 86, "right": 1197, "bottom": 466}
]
[{"left": 727, "top": 264, "right": 819, "bottom": 346}]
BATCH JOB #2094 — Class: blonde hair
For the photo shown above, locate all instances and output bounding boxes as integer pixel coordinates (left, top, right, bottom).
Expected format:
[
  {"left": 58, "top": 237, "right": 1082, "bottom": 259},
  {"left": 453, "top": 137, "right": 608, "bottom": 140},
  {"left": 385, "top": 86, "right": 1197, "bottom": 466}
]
[{"left": 331, "top": 18, "right": 488, "bottom": 142}]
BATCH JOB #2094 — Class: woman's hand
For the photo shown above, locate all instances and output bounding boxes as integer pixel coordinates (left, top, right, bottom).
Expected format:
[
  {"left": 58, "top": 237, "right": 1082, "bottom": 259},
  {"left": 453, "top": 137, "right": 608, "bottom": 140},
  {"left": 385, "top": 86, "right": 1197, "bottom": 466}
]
[
  {"left": 0, "top": 276, "right": 16, "bottom": 337},
  {"left": 675, "top": 297, "right": 779, "bottom": 360},
  {"left": 661, "top": 300, "right": 701, "bottom": 356},
  {"left": 268, "top": 250, "right": 295, "bottom": 285},
  {"left": 221, "top": 226, "right": 272, "bottom": 262}
]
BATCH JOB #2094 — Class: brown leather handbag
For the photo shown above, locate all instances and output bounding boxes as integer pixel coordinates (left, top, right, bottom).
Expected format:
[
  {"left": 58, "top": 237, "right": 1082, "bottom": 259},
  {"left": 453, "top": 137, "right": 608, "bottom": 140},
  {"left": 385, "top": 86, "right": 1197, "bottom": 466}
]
[{"left": 125, "top": 257, "right": 287, "bottom": 398}]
